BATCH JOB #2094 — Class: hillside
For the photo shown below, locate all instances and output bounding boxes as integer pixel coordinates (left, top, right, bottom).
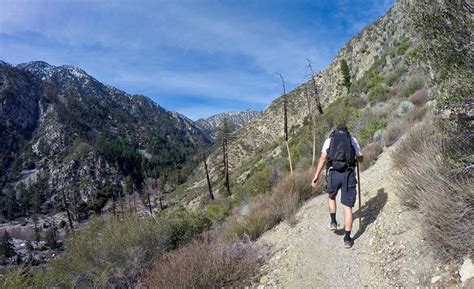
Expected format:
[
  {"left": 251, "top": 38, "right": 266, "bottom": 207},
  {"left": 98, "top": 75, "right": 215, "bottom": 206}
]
[
  {"left": 195, "top": 109, "right": 261, "bottom": 140},
  {"left": 177, "top": 1, "right": 428, "bottom": 200},
  {"left": 1, "top": 0, "right": 471, "bottom": 287},
  {"left": 0, "top": 61, "right": 210, "bottom": 223}
]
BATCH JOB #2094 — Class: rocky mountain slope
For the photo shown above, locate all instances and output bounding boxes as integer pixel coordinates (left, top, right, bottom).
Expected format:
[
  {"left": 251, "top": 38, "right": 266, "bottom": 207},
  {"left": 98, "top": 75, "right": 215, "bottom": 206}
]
[
  {"left": 195, "top": 109, "right": 261, "bottom": 140},
  {"left": 180, "top": 1, "right": 425, "bottom": 196},
  {"left": 0, "top": 61, "right": 210, "bottom": 221}
]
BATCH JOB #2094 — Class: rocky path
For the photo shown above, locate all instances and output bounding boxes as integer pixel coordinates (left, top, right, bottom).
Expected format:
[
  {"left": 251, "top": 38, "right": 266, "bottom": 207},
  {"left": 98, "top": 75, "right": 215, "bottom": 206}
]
[{"left": 256, "top": 141, "right": 452, "bottom": 287}]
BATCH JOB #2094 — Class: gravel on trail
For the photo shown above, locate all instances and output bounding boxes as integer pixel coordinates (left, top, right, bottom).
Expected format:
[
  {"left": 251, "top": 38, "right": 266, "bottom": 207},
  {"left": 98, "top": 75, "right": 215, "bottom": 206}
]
[{"left": 255, "top": 141, "right": 455, "bottom": 288}]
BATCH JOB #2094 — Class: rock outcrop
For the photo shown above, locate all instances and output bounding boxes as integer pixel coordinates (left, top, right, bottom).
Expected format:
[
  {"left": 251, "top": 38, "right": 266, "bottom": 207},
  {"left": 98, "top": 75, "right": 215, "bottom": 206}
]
[
  {"left": 0, "top": 61, "right": 210, "bottom": 220},
  {"left": 195, "top": 109, "right": 261, "bottom": 140}
]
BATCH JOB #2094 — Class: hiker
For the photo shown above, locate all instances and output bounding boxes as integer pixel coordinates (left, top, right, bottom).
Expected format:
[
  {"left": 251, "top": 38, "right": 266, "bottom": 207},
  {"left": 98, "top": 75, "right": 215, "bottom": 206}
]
[{"left": 311, "top": 124, "right": 363, "bottom": 248}]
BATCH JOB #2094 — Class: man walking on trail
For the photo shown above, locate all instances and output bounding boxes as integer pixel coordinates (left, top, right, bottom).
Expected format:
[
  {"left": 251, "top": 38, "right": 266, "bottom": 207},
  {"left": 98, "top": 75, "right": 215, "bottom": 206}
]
[{"left": 311, "top": 124, "right": 363, "bottom": 248}]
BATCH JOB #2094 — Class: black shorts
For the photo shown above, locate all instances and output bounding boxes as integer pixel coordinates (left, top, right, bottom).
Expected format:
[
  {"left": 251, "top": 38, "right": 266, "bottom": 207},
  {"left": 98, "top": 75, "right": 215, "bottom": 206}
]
[{"left": 326, "top": 168, "right": 357, "bottom": 207}]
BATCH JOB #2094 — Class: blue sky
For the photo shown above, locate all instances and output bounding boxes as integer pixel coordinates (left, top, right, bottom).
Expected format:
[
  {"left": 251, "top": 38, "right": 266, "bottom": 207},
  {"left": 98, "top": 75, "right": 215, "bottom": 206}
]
[{"left": 0, "top": 0, "right": 394, "bottom": 120}]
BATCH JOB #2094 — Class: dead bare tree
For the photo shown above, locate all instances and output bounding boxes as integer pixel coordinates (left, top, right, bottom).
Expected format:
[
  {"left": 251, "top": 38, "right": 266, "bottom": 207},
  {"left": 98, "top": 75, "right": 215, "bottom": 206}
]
[
  {"left": 306, "top": 58, "right": 323, "bottom": 115},
  {"left": 157, "top": 181, "right": 164, "bottom": 210},
  {"left": 58, "top": 177, "right": 74, "bottom": 230},
  {"left": 215, "top": 118, "right": 232, "bottom": 196},
  {"left": 61, "top": 190, "right": 74, "bottom": 230},
  {"left": 277, "top": 73, "right": 293, "bottom": 175},
  {"left": 202, "top": 150, "right": 214, "bottom": 200},
  {"left": 144, "top": 177, "right": 157, "bottom": 215},
  {"left": 304, "top": 85, "right": 317, "bottom": 165}
]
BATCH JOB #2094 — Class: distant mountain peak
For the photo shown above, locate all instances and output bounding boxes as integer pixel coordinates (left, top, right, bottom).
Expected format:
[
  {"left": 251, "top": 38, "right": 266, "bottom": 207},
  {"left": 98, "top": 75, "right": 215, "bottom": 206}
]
[
  {"left": 0, "top": 60, "right": 12, "bottom": 67},
  {"left": 58, "top": 65, "right": 90, "bottom": 79},
  {"left": 15, "top": 61, "right": 93, "bottom": 83},
  {"left": 195, "top": 109, "right": 261, "bottom": 139}
]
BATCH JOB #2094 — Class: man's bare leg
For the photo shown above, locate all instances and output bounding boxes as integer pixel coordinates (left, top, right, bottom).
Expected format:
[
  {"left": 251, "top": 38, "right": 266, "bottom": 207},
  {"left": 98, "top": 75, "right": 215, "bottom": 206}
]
[
  {"left": 328, "top": 197, "right": 336, "bottom": 214},
  {"left": 329, "top": 197, "right": 337, "bottom": 230},
  {"left": 343, "top": 205, "right": 353, "bottom": 232},
  {"left": 343, "top": 205, "right": 353, "bottom": 247}
]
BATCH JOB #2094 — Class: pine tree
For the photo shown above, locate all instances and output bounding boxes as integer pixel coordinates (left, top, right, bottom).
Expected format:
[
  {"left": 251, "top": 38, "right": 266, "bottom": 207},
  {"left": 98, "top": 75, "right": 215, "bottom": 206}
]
[
  {"left": 18, "top": 183, "right": 30, "bottom": 216},
  {"left": 0, "top": 231, "right": 15, "bottom": 259},
  {"left": 45, "top": 226, "right": 59, "bottom": 249},
  {"left": 3, "top": 185, "right": 17, "bottom": 220},
  {"left": 124, "top": 176, "right": 134, "bottom": 212},
  {"left": 340, "top": 59, "right": 352, "bottom": 92},
  {"left": 144, "top": 178, "right": 156, "bottom": 215}
]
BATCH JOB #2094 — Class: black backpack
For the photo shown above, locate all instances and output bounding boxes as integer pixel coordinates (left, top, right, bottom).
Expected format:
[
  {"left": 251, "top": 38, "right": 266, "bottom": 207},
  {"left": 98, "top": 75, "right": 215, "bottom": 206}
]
[{"left": 327, "top": 128, "right": 356, "bottom": 171}]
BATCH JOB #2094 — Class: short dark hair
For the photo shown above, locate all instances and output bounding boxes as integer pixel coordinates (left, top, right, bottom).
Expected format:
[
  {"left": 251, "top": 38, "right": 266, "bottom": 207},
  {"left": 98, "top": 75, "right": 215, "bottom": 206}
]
[{"left": 336, "top": 123, "right": 348, "bottom": 131}]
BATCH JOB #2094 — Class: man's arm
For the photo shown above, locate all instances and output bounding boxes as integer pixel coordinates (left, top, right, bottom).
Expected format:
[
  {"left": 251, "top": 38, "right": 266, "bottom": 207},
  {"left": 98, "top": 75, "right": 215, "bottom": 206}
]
[
  {"left": 351, "top": 137, "right": 364, "bottom": 163},
  {"left": 311, "top": 150, "right": 327, "bottom": 188}
]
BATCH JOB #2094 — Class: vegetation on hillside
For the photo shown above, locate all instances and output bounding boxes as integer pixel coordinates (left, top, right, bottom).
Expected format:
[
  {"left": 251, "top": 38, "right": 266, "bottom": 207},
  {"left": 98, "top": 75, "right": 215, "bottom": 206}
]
[
  {"left": 2, "top": 1, "right": 470, "bottom": 286},
  {"left": 394, "top": 0, "right": 473, "bottom": 262}
]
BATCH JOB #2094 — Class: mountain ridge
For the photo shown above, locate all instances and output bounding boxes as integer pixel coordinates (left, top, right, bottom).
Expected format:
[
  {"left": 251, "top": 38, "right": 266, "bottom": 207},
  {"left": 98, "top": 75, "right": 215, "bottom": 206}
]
[
  {"left": 0, "top": 60, "right": 210, "bottom": 221},
  {"left": 180, "top": 1, "right": 416, "bottom": 197},
  {"left": 195, "top": 109, "right": 261, "bottom": 139}
]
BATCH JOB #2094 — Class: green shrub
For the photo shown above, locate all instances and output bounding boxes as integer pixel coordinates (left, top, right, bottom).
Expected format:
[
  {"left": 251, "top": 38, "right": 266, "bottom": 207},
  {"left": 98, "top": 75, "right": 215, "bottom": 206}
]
[
  {"left": 222, "top": 169, "right": 319, "bottom": 241},
  {"left": 243, "top": 165, "right": 272, "bottom": 196},
  {"left": 31, "top": 209, "right": 213, "bottom": 288},
  {"left": 368, "top": 84, "right": 389, "bottom": 103},
  {"left": 204, "top": 203, "right": 230, "bottom": 225},
  {"left": 35, "top": 214, "right": 166, "bottom": 288},
  {"left": 365, "top": 72, "right": 384, "bottom": 93},
  {"left": 0, "top": 267, "right": 31, "bottom": 288},
  {"left": 398, "top": 101, "right": 415, "bottom": 116},
  {"left": 373, "top": 129, "right": 384, "bottom": 143},
  {"left": 358, "top": 119, "right": 386, "bottom": 147},
  {"left": 401, "top": 78, "right": 424, "bottom": 97},
  {"left": 165, "top": 209, "right": 213, "bottom": 249},
  {"left": 323, "top": 96, "right": 358, "bottom": 129},
  {"left": 385, "top": 64, "right": 407, "bottom": 86},
  {"left": 396, "top": 37, "right": 410, "bottom": 55},
  {"left": 351, "top": 57, "right": 385, "bottom": 94},
  {"left": 404, "top": 46, "right": 423, "bottom": 62}
]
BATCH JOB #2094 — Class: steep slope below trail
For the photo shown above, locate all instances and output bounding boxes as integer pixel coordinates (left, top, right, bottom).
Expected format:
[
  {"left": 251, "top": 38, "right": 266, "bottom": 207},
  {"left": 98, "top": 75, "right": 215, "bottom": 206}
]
[{"left": 255, "top": 139, "right": 458, "bottom": 287}]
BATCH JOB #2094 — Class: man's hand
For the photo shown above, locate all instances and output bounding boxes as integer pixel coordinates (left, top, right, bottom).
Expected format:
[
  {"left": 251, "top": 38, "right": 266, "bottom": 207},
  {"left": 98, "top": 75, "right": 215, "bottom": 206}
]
[{"left": 311, "top": 176, "right": 319, "bottom": 188}]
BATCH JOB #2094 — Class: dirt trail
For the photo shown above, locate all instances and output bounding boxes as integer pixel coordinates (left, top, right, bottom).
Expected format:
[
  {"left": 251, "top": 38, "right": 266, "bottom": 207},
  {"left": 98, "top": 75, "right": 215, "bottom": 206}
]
[{"left": 256, "top": 141, "right": 446, "bottom": 287}]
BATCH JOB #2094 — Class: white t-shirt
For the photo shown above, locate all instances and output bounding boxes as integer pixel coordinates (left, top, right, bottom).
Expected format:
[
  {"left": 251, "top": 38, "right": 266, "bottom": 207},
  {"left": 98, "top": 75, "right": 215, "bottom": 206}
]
[{"left": 321, "top": 136, "right": 363, "bottom": 157}]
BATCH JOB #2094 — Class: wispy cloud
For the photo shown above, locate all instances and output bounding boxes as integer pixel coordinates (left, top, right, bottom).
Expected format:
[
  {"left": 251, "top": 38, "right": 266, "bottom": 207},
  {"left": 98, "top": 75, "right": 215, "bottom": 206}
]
[{"left": 0, "top": 0, "right": 395, "bottom": 119}]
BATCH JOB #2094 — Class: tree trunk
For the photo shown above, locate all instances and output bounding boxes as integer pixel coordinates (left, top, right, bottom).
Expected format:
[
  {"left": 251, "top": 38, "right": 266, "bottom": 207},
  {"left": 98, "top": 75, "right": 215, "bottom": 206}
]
[
  {"left": 278, "top": 73, "right": 293, "bottom": 175},
  {"left": 285, "top": 140, "right": 294, "bottom": 175},
  {"left": 307, "top": 59, "right": 323, "bottom": 115},
  {"left": 304, "top": 85, "right": 317, "bottom": 165},
  {"left": 203, "top": 151, "right": 214, "bottom": 200},
  {"left": 312, "top": 131, "right": 317, "bottom": 165},
  {"left": 62, "top": 191, "right": 74, "bottom": 230},
  {"left": 146, "top": 190, "right": 153, "bottom": 215},
  {"left": 224, "top": 138, "right": 231, "bottom": 195},
  {"left": 158, "top": 187, "right": 164, "bottom": 210}
]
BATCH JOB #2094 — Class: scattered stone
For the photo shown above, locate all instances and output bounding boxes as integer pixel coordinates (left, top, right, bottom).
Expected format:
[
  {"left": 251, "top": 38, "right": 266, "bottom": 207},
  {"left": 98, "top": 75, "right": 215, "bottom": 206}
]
[
  {"left": 260, "top": 275, "right": 269, "bottom": 284},
  {"left": 460, "top": 256, "right": 474, "bottom": 283},
  {"left": 430, "top": 275, "right": 441, "bottom": 284}
]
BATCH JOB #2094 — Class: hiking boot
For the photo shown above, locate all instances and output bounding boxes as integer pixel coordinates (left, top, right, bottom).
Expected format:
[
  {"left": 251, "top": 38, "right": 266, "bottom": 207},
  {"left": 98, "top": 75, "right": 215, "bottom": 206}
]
[
  {"left": 344, "top": 238, "right": 353, "bottom": 249},
  {"left": 330, "top": 222, "right": 337, "bottom": 231}
]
